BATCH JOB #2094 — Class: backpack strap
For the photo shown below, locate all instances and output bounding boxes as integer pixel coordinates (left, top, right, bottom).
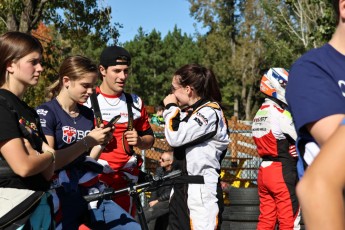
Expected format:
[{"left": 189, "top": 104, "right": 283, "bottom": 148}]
[
  {"left": 124, "top": 92, "right": 134, "bottom": 131},
  {"left": 122, "top": 92, "right": 136, "bottom": 156},
  {"left": 90, "top": 91, "right": 103, "bottom": 127}
]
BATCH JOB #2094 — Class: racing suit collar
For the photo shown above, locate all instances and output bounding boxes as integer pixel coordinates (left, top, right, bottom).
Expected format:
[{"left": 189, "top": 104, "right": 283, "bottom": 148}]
[{"left": 189, "top": 98, "right": 209, "bottom": 112}]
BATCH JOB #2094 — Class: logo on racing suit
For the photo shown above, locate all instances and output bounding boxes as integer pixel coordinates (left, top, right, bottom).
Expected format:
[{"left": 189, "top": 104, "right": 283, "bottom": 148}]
[
  {"left": 253, "top": 117, "right": 267, "bottom": 123},
  {"left": 195, "top": 112, "right": 208, "bottom": 124},
  {"left": 194, "top": 117, "right": 203, "bottom": 126},
  {"left": 62, "top": 126, "right": 77, "bottom": 144}
]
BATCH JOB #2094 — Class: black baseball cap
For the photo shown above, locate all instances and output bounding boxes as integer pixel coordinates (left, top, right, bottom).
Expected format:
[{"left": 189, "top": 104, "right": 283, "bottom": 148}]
[{"left": 99, "top": 46, "right": 131, "bottom": 67}]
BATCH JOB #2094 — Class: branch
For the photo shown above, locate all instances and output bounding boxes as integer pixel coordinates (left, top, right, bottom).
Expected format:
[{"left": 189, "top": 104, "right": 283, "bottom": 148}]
[
  {"left": 30, "top": 0, "right": 49, "bottom": 30},
  {"left": 277, "top": 4, "right": 305, "bottom": 47},
  {"left": 0, "top": 16, "right": 7, "bottom": 28}
]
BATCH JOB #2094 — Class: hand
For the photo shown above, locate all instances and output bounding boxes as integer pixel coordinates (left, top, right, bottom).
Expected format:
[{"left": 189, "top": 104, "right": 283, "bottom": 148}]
[
  {"left": 149, "top": 200, "right": 159, "bottom": 207},
  {"left": 163, "top": 94, "right": 178, "bottom": 106},
  {"left": 289, "top": 145, "right": 298, "bottom": 158},
  {"left": 87, "top": 126, "right": 113, "bottom": 146},
  {"left": 96, "top": 123, "right": 114, "bottom": 145},
  {"left": 124, "top": 129, "right": 141, "bottom": 147},
  {"left": 104, "top": 130, "right": 114, "bottom": 145}
]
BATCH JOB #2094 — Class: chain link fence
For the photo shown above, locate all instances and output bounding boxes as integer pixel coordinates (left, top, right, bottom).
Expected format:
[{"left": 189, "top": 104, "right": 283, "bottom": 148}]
[
  {"left": 134, "top": 118, "right": 261, "bottom": 206},
  {"left": 135, "top": 117, "right": 261, "bottom": 191}
]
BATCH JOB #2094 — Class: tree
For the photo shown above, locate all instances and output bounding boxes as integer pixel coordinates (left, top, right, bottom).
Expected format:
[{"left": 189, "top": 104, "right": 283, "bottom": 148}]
[
  {"left": 0, "top": 0, "right": 119, "bottom": 45},
  {"left": 261, "top": 0, "right": 335, "bottom": 50},
  {"left": 188, "top": 0, "right": 336, "bottom": 120},
  {"left": 43, "top": 0, "right": 120, "bottom": 49},
  {"left": 189, "top": 0, "right": 259, "bottom": 119},
  {"left": 123, "top": 26, "right": 202, "bottom": 107},
  {"left": 0, "top": 0, "right": 120, "bottom": 107},
  {"left": 0, "top": 0, "right": 47, "bottom": 33},
  {"left": 123, "top": 28, "right": 164, "bottom": 106},
  {"left": 23, "top": 22, "right": 59, "bottom": 106}
]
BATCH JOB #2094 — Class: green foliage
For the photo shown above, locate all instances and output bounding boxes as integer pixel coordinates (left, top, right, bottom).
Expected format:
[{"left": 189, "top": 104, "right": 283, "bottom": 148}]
[
  {"left": 0, "top": 0, "right": 120, "bottom": 107},
  {"left": 123, "top": 26, "right": 202, "bottom": 107},
  {"left": 43, "top": 0, "right": 120, "bottom": 48},
  {"left": 188, "top": 0, "right": 336, "bottom": 120},
  {"left": 0, "top": 0, "right": 338, "bottom": 117}
]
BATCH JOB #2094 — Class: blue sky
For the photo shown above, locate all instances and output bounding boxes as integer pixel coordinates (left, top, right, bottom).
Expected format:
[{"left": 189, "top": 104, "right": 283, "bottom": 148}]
[{"left": 107, "top": 0, "right": 207, "bottom": 44}]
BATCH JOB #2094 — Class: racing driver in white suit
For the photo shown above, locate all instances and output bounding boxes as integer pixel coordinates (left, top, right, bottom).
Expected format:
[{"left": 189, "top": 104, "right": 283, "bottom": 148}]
[
  {"left": 252, "top": 68, "right": 301, "bottom": 229},
  {"left": 163, "top": 64, "right": 229, "bottom": 230}
]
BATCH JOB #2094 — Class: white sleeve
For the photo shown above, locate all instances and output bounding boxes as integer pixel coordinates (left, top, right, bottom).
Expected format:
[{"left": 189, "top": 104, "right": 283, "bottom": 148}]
[{"left": 163, "top": 105, "right": 218, "bottom": 147}]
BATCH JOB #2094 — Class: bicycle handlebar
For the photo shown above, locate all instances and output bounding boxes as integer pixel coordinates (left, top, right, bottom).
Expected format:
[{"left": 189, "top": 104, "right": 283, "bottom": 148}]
[{"left": 84, "top": 169, "right": 182, "bottom": 202}]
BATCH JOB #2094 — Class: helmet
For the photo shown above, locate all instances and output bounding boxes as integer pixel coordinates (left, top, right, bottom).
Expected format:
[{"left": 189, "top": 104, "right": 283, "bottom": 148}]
[{"left": 260, "top": 68, "right": 289, "bottom": 104}]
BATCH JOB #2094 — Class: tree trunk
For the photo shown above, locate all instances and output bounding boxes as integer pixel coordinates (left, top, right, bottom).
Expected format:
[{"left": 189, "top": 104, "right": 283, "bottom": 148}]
[
  {"left": 245, "top": 85, "right": 253, "bottom": 120},
  {"left": 233, "top": 97, "right": 239, "bottom": 118},
  {"left": 6, "top": 9, "right": 19, "bottom": 31},
  {"left": 5, "top": 0, "right": 48, "bottom": 33},
  {"left": 19, "top": 0, "right": 33, "bottom": 33}
]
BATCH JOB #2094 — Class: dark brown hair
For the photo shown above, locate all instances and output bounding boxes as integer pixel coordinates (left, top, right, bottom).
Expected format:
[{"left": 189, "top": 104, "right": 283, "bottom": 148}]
[
  {"left": 174, "top": 64, "right": 222, "bottom": 103},
  {"left": 0, "top": 31, "right": 43, "bottom": 86}
]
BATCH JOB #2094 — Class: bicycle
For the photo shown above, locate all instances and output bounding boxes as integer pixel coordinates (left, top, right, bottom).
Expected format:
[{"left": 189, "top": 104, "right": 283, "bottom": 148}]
[{"left": 83, "top": 170, "right": 182, "bottom": 230}]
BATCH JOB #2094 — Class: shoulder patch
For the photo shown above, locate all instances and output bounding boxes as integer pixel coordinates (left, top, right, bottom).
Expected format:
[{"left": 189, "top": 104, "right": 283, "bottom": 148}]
[{"left": 36, "top": 108, "right": 48, "bottom": 116}]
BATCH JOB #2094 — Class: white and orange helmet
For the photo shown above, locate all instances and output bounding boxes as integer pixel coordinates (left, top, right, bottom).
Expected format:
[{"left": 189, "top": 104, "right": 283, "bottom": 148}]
[{"left": 260, "top": 68, "right": 289, "bottom": 104}]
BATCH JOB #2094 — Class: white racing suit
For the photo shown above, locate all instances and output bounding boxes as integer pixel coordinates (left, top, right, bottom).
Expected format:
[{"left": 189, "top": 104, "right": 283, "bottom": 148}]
[
  {"left": 252, "top": 98, "right": 300, "bottom": 229},
  {"left": 163, "top": 99, "right": 229, "bottom": 230}
]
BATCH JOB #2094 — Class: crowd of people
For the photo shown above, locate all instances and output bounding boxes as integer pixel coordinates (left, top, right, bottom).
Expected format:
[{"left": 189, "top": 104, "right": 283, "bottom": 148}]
[
  {"left": 0, "top": 0, "right": 344, "bottom": 229},
  {"left": 0, "top": 29, "right": 228, "bottom": 230}
]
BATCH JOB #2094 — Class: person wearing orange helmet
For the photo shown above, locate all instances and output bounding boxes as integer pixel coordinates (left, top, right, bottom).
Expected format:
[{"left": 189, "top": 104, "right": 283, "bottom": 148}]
[{"left": 252, "top": 68, "right": 301, "bottom": 229}]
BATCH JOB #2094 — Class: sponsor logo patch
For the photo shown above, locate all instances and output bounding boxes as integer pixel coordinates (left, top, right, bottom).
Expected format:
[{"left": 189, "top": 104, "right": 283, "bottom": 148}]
[
  {"left": 36, "top": 109, "right": 48, "bottom": 116},
  {"left": 194, "top": 117, "right": 203, "bottom": 126},
  {"left": 40, "top": 118, "right": 46, "bottom": 127},
  {"left": 195, "top": 112, "right": 208, "bottom": 124}
]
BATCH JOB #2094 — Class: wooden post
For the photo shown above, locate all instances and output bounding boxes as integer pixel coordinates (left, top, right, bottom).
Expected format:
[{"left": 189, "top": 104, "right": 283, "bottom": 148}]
[{"left": 230, "top": 116, "right": 238, "bottom": 165}]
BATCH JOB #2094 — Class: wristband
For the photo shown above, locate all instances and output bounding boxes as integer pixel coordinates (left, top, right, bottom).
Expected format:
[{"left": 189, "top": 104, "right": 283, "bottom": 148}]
[
  {"left": 96, "top": 144, "right": 105, "bottom": 150},
  {"left": 45, "top": 150, "right": 55, "bottom": 163}
]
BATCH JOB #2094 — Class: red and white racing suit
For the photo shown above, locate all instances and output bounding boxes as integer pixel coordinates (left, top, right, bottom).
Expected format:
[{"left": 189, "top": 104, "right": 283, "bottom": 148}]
[
  {"left": 85, "top": 87, "right": 153, "bottom": 216},
  {"left": 164, "top": 99, "right": 229, "bottom": 230},
  {"left": 252, "top": 98, "right": 300, "bottom": 230}
]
